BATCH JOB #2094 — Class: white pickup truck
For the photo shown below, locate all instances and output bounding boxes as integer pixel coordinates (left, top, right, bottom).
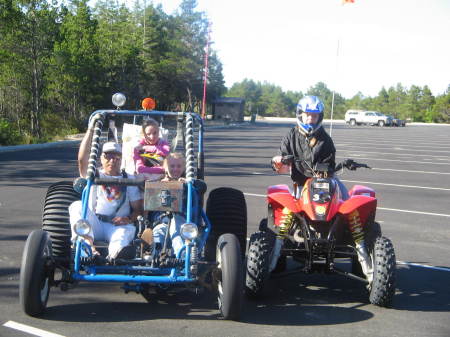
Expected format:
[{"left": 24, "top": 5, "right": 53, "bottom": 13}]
[{"left": 345, "top": 110, "right": 392, "bottom": 127}]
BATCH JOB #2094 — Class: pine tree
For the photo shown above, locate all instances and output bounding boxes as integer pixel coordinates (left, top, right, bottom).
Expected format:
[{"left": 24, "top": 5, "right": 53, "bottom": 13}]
[{"left": 47, "top": 0, "right": 100, "bottom": 125}]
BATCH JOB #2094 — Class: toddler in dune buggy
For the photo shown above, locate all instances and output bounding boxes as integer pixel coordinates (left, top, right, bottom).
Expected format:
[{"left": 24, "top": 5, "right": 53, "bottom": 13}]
[
  {"left": 144, "top": 152, "right": 188, "bottom": 265},
  {"left": 19, "top": 94, "right": 248, "bottom": 321}
]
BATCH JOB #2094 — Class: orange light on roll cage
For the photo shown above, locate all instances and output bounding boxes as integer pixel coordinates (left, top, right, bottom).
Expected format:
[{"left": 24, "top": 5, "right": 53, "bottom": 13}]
[{"left": 141, "top": 97, "right": 156, "bottom": 111}]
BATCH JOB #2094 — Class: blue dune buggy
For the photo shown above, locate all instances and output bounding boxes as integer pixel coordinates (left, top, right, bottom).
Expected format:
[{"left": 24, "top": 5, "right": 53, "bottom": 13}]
[{"left": 19, "top": 95, "right": 247, "bottom": 320}]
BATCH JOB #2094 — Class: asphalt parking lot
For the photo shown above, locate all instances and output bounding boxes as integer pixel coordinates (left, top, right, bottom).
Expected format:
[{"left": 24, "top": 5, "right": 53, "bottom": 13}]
[{"left": 0, "top": 120, "right": 449, "bottom": 337}]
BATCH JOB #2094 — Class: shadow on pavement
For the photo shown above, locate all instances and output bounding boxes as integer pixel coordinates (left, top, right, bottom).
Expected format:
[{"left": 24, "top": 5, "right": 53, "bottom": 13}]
[
  {"left": 391, "top": 265, "right": 450, "bottom": 312},
  {"left": 43, "top": 290, "right": 220, "bottom": 322},
  {"left": 2, "top": 262, "right": 449, "bottom": 324}
]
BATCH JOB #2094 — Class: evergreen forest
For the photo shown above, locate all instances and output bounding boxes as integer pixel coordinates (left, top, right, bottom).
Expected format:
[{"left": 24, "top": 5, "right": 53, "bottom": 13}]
[{"left": 1, "top": 0, "right": 449, "bottom": 145}]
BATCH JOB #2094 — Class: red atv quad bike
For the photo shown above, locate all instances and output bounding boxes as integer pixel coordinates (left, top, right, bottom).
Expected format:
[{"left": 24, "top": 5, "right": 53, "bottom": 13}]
[{"left": 245, "top": 157, "right": 396, "bottom": 307}]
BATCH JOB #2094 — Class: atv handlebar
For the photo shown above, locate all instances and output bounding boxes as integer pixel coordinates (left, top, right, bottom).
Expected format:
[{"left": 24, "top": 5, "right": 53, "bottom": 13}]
[
  {"left": 275, "top": 155, "right": 370, "bottom": 173},
  {"left": 335, "top": 159, "right": 371, "bottom": 171}
]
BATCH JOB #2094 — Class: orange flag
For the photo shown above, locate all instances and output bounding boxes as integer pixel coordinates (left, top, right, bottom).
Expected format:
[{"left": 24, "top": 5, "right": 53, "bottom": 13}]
[{"left": 342, "top": 0, "right": 355, "bottom": 4}]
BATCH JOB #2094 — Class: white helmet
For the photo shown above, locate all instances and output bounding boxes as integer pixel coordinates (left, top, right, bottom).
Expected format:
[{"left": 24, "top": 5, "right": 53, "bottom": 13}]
[{"left": 296, "top": 95, "right": 324, "bottom": 136}]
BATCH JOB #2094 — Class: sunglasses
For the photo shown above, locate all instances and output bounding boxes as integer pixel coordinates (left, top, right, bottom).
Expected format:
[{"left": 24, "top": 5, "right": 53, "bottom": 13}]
[{"left": 102, "top": 153, "right": 121, "bottom": 161}]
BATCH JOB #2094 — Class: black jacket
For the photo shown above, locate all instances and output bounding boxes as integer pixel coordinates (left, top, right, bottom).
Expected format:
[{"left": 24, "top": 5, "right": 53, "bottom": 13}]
[{"left": 279, "top": 125, "right": 336, "bottom": 185}]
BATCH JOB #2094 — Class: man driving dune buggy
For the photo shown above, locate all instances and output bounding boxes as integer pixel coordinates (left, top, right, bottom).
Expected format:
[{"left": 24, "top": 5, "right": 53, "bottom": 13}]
[{"left": 19, "top": 94, "right": 247, "bottom": 320}]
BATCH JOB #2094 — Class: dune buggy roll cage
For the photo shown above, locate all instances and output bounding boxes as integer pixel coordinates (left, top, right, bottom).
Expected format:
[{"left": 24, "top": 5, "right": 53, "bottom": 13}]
[{"left": 74, "top": 109, "right": 211, "bottom": 284}]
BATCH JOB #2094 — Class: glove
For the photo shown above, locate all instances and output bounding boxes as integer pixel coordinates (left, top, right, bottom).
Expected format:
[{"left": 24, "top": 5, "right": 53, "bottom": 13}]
[
  {"left": 73, "top": 177, "right": 87, "bottom": 194},
  {"left": 271, "top": 156, "right": 283, "bottom": 171},
  {"left": 343, "top": 159, "right": 356, "bottom": 170},
  {"left": 88, "top": 113, "right": 104, "bottom": 130}
]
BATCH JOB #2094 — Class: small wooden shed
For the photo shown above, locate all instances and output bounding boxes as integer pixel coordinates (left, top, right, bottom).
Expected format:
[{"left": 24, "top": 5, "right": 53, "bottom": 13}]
[{"left": 212, "top": 97, "right": 245, "bottom": 122}]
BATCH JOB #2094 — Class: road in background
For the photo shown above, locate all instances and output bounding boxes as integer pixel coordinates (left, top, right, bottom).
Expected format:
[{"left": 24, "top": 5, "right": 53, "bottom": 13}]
[{"left": 0, "top": 121, "right": 449, "bottom": 337}]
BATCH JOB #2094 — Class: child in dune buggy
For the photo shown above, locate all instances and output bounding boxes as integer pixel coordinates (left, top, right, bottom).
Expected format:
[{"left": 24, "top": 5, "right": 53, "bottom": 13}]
[{"left": 145, "top": 152, "right": 188, "bottom": 264}]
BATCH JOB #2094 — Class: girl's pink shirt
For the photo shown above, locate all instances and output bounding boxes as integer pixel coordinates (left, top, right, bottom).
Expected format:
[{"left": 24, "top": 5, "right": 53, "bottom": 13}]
[{"left": 133, "top": 138, "right": 170, "bottom": 174}]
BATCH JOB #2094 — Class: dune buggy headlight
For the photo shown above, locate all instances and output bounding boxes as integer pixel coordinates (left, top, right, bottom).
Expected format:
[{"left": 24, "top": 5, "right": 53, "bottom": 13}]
[
  {"left": 74, "top": 219, "right": 91, "bottom": 236},
  {"left": 112, "top": 92, "right": 126, "bottom": 108},
  {"left": 180, "top": 223, "right": 198, "bottom": 240}
]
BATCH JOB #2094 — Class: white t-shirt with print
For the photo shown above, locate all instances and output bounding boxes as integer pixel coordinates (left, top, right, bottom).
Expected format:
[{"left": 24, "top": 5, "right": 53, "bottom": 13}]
[{"left": 89, "top": 171, "right": 141, "bottom": 217}]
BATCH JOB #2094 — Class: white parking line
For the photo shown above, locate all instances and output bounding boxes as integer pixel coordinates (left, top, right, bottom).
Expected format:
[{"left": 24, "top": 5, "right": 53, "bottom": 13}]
[
  {"left": 339, "top": 149, "right": 450, "bottom": 159},
  {"left": 337, "top": 139, "right": 450, "bottom": 147},
  {"left": 337, "top": 143, "right": 450, "bottom": 154},
  {"left": 3, "top": 321, "right": 66, "bottom": 337},
  {"left": 243, "top": 192, "right": 450, "bottom": 218},
  {"left": 336, "top": 155, "right": 450, "bottom": 165},
  {"left": 396, "top": 261, "right": 450, "bottom": 272},
  {"left": 338, "top": 142, "right": 450, "bottom": 150},
  {"left": 370, "top": 167, "right": 450, "bottom": 175},
  {"left": 377, "top": 207, "right": 450, "bottom": 218},
  {"left": 340, "top": 179, "right": 450, "bottom": 192},
  {"left": 244, "top": 192, "right": 267, "bottom": 197}
]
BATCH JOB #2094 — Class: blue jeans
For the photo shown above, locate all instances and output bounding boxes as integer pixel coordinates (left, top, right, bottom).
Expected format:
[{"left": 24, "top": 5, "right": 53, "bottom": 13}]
[{"left": 152, "top": 213, "right": 185, "bottom": 257}]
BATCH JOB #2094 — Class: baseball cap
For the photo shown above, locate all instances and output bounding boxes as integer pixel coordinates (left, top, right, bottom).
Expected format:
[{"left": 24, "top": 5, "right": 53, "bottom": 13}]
[{"left": 102, "top": 142, "right": 122, "bottom": 154}]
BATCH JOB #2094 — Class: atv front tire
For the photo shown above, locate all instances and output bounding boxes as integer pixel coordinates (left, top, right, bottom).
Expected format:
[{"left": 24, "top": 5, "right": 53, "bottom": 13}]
[
  {"left": 216, "top": 233, "right": 243, "bottom": 320},
  {"left": 20, "top": 230, "right": 53, "bottom": 316},
  {"left": 368, "top": 236, "right": 396, "bottom": 307},
  {"left": 245, "top": 229, "right": 275, "bottom": 298},
  {"left": 42, "top": 181, "right": 80, "bottom": 261},
  {"left": 205, "top": 187, "right": 247, "bottom": 261}
]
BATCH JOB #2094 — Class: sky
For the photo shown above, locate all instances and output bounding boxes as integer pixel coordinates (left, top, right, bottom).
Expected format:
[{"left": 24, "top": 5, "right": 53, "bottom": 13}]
[{"left": 125, "top": 0, "right": 450, "bottom": 98}]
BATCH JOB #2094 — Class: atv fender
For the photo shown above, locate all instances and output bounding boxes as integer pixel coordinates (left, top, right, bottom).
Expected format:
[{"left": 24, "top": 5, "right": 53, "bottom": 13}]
[
  {"left": 267, "top": 185, "right": 302, "bottom": 214},
  {"left": 339, "top": 195, "right": 377, "bottom": 224},
  {"left": 348, "top": 185, "right": 376, "bottom": 198}
]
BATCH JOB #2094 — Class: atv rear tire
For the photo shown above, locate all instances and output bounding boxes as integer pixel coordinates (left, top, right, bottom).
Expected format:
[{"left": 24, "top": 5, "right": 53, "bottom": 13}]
[
  {"left": 245, "top": 230, "right": 275, "bottom": 298},
  {"left": 205, "top": 188, "right": 247, "bottom": 261},
  {"left": 42, "top": 181, "right": 80, "bottom": 261},
  {"left": 368, "top": 236, "right": 396, "bottom": 307},
  {"left": 216, "top": 234, "right": 243, "bottom": 320}
]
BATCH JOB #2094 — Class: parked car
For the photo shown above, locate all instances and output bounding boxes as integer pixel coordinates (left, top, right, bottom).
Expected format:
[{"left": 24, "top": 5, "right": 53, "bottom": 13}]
[
  {"left": 387, "top": 115, "right": 406, "bottom": 127},
  {"left": 345, "top": 110, "right": 392, "bottom": 127}
]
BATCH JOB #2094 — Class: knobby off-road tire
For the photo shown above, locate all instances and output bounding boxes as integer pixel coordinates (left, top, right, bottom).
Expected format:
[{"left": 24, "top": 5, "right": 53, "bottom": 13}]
[
  {"left": 20, "top": 230, "right": 53, "bottom": 316},
  {"left": 216, "top": 234, "right": 243, "bottom": 321},
  {"left": 245, "top": 229, "right": 275, "bottom": 298},
  {"left": 352, "top": 221, "right": 381, "bottom": 277},
  {"left": 369, "top": 236, "right": 396, "bottom": 307},
  {"left": 205, "top": 187, "right": 247, "bottom": 261},
  {"left": 259, "top": 217, "right": 286, "bottom": 274},
  {"left": 42, "top": 181, "right": 80, "bottom": 261}
]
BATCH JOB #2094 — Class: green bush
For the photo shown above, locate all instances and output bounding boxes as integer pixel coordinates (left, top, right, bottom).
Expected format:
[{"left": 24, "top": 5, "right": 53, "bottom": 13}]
[
  {"left": 0, "top": 118, "right": 22, "bottom": 145},
  {"left": 41, "top": 113, "right": 79, "bottom": 140}
]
